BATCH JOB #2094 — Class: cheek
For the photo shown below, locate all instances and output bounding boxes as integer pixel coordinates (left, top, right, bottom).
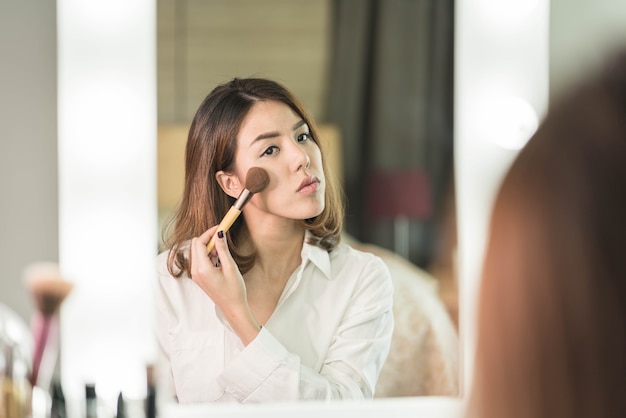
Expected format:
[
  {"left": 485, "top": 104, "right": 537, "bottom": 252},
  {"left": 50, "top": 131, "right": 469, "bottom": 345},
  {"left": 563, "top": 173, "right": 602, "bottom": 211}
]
[
  {"left": 232, "top": 146, "right": 260, "bottom": 178},
  {"left": 311, "top": 149, "right": 324, "bottom": 171},
  {"left": 253, "top": 179, "right": 282, "bottom": 207},
  {"left": 260, "top": 172, "right": 279, "bottom": 195}
]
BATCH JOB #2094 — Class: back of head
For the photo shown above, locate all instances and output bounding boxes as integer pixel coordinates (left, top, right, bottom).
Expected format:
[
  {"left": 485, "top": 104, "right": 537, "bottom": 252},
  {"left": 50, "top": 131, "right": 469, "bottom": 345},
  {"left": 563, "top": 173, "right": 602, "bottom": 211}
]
[{"left": 468, "top": 50, "right": 626, "bottom": 418}]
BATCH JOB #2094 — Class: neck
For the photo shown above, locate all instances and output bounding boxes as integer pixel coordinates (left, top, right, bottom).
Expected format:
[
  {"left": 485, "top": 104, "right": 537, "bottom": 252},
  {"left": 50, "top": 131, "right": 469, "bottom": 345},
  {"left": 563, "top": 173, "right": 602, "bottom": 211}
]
[{"left": 244, "top": 216, "right": 305, "bottom": 283}]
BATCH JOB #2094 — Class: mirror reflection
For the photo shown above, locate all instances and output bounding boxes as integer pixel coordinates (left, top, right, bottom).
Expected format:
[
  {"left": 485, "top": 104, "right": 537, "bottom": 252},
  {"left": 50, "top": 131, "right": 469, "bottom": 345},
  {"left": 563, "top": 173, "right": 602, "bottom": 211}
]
[
  {"left": 156, "top": 0, "right": 458, "bottom": 400},
  {"left": 3, "top": 0, "right": 625, "bottom": 414}
]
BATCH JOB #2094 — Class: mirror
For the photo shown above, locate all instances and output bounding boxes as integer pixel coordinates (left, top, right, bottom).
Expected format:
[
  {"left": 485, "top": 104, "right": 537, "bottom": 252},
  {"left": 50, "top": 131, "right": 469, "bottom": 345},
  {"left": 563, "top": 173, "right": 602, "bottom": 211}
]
[
  {"left": 2, "top": 0, "right": 624, "bottom": 415},
  {"left": 156, "top": 0, "right": 459, "bottom": 401}
]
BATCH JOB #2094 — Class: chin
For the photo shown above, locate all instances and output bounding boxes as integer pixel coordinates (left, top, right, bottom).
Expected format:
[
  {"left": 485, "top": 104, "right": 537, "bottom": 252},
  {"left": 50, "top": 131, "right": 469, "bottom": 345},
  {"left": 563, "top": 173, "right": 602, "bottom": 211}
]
[{"left": 292, "top": 204, "right": 325, "bottom": 221}]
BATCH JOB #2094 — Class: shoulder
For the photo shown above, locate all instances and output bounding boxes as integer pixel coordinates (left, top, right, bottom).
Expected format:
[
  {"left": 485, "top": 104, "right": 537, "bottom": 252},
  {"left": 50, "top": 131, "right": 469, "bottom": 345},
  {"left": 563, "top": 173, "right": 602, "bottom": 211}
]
[
  {"left": 329, "top": 242, "right": 393, "bottom": 290},
  {"left": 331, "top": 242, "right": 390, "bottom": 272},
  {"left": 156, "top": 249, "right": 174, "bottom": 279},
  {"left": 154, "top": 246, "right": 208, "bottom": 313},
  {"left": 156, "top": 248, "right": 169, "bottom": 268},
  {"left": 155, "top": 246, "right": 190, "bottom": 291},
  {"left": 156, "top": 241, "right": 190, "bottom": 276},
  {"left": 324, "top": 243, "right": 394, "bottom": 314}
]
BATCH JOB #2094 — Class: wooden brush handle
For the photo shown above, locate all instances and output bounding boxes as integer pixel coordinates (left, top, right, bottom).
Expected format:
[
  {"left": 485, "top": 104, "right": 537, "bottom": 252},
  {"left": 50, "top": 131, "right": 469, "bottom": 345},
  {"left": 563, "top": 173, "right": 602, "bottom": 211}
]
[{"left": 206, "top": 206, "right": 241, "bottom": 253}]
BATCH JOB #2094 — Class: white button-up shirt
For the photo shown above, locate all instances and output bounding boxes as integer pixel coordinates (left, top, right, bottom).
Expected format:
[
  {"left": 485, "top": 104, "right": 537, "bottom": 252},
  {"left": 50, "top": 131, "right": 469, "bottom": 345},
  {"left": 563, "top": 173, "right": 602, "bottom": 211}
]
[{"left": 155, "top": 237, "right": 394, "bottom": 403}]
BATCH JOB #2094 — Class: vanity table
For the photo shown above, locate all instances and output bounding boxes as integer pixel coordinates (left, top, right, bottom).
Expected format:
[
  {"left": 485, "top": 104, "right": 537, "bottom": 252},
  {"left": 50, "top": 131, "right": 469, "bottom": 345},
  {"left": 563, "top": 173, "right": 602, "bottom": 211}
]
[{"left": 160, "top": 396, "right": 463, "bottom": 418}]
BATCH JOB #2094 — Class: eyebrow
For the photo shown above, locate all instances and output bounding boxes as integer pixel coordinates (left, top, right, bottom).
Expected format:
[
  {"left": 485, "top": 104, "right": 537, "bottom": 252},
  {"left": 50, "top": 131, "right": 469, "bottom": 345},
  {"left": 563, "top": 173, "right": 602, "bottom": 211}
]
[{"left": 251, "top": 119, "right": 308, "bottom": 144}]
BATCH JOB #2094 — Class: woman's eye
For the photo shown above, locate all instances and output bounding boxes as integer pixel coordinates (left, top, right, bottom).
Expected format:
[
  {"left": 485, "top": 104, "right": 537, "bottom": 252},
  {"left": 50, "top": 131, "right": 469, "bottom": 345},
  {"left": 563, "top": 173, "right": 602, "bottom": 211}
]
[
  {"left": 297, "top": 132, "right": 311, "bottom": 142},
  {"left": 262, "top": 145, "right": 279, "bottom": 156}
]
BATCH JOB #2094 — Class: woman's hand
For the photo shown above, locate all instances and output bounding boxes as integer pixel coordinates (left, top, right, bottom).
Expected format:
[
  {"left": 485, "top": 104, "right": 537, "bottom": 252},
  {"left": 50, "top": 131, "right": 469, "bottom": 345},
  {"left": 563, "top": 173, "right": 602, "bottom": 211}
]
[{"left": 189, "top": 227, "right": 261, "bottom": 345}]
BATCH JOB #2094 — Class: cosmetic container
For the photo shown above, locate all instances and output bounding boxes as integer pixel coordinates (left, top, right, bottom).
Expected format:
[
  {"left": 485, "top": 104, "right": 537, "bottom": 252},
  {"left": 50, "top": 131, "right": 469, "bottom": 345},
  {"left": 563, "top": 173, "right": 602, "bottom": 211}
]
[
  {"left": 1, "top": 344, "right": 29, "bottom": 418},
  {"left": 50, "top": 380, "right": 66, "bottom": 418},
  {"left": 1, "top": 303, "right": 33, "bottom": 418},
  {"left": 145, "top": 365, "right": 156, "bottom": 418},
  {"left": 85, "top": 383, "right": 97, "bottom": 418}
]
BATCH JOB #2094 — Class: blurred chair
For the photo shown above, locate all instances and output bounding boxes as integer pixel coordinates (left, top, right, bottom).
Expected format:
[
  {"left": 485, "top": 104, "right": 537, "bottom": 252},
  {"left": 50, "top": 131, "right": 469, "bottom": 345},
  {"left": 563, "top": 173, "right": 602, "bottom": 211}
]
[
  {"left": 344, "top": 237, "right": 459, "bottom": 397},
  {"left": 317, "top": 125, "right": 459, "bottom": 397}
]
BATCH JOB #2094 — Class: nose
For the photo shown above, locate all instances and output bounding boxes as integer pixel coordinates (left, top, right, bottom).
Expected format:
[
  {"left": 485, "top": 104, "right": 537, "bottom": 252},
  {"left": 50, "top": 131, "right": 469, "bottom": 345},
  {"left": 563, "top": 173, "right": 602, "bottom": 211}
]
[{"left": 289, "top": 142, "right": 311, "bottom": 172}]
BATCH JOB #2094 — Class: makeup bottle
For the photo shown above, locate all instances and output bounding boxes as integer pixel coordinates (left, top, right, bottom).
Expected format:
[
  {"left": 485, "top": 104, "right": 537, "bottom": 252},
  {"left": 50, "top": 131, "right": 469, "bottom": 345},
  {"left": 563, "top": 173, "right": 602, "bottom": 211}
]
[
  {"left": 115, "top": 392, "right": 125, "bottom": 418},
  {"left": 50, "top": 380, "right": 66, "bottom": 418},
  {"left": 1, "top": 343, "right": 27, "bottom": 418},
  {"left": 145, "top": 365, "right": 156, "bottom": 418},
  {"left": 85, "top": 383, "right": 97, "bottom": 418}
]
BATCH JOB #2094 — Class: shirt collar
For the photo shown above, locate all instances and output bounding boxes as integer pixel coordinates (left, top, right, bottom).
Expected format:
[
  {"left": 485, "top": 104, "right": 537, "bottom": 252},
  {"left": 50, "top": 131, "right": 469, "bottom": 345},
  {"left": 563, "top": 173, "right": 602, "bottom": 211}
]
[{"left": 301, "top": 231, "right": 333, "bottom": 280}]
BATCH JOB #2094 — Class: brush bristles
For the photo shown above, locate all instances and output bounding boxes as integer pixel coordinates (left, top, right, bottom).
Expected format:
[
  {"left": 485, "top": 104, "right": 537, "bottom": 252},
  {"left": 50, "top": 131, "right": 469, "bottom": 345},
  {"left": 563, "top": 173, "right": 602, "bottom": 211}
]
[
  {"left": 245, "top": 167, "right": 270, "bottom": 194},
  {"left": 24, "top": 262, "right": 74, "bottom": 317}
]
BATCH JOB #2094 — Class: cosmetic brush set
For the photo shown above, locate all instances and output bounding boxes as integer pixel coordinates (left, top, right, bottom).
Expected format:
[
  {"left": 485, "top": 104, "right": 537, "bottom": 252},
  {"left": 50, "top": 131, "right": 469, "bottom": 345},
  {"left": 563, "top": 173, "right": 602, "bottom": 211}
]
[{"left": 21, "top": 264, "right": 159, "bottom": 418}]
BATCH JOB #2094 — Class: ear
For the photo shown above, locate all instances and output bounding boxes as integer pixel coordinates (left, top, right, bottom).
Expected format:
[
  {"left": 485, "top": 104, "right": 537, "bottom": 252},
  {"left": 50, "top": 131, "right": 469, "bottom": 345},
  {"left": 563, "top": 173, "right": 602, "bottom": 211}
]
[{"left": 215, "top": 170, "right": 242, "bottom": 199}]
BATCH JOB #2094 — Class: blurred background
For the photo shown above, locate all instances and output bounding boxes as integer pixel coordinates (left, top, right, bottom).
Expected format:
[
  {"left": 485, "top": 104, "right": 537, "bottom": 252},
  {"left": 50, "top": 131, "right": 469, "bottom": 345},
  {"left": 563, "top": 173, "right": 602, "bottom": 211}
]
[{"left": 155, "top": 0, "right": 456, "bottom": 319}]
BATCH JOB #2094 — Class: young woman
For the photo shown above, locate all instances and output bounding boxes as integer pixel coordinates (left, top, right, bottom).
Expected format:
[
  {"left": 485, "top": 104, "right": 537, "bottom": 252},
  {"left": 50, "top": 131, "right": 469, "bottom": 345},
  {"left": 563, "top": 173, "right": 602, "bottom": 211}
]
[{"left": 155, "top": 78, "right": 394, "bottom": 403}]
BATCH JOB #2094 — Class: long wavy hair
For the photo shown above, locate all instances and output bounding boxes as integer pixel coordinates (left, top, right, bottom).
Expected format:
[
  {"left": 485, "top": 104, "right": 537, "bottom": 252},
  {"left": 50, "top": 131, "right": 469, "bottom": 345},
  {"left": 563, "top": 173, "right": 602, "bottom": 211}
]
[{"left": 162, "top": 78, "right": 345, "bottom": 278}]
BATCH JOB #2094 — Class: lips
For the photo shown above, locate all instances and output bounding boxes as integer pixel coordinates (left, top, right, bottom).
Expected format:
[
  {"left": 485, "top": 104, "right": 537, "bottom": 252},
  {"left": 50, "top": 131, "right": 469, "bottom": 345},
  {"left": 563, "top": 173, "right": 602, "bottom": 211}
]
[{"left": 297, "top": 176, "right": 320, "bottom": 192}]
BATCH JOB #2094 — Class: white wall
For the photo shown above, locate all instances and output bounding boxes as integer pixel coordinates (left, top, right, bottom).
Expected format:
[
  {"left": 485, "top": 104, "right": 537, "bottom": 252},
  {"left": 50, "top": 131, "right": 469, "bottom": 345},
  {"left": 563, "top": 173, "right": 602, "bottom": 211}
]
[{"left": 0, "top": 0, "right": 58, "bottom": 322}]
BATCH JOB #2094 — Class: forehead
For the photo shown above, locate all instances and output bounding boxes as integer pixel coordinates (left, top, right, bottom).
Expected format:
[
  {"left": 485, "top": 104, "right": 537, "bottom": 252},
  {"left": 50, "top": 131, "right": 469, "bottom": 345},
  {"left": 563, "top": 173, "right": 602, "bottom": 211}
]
[{"left": 238, "top": 100, "right": 303, "bottom": 141}]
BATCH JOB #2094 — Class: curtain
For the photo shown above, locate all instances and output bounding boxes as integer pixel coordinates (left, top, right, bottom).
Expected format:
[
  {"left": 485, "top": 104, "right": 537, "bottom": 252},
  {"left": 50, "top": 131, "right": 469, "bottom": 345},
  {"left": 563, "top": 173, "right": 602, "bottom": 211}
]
[{"left": 325, "top": 0, "right": 454, "bottom": 269}]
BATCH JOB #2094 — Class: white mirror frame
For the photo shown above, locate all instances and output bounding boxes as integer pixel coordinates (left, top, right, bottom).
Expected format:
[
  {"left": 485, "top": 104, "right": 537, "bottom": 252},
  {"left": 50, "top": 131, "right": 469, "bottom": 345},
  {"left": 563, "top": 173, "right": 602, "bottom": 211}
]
[{"left": 57, "top": 0, "right": 548, "bottom": 417}]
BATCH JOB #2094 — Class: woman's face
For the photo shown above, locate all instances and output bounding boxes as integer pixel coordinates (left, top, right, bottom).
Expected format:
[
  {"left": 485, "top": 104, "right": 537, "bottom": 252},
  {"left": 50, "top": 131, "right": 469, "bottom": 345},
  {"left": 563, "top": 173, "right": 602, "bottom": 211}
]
[{"left": 228, "top": 100, "right": 325, "bottom": 221}]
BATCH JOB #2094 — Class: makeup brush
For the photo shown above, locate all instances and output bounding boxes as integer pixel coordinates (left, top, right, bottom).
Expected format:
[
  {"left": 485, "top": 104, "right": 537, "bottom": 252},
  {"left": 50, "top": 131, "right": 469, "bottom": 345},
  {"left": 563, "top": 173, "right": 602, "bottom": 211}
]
[
  {"left": 206, "top": 166, "right": 269, "bottom": 253},
  {"left": 23, "top": 262, "right": 73, "bottom": 390}
]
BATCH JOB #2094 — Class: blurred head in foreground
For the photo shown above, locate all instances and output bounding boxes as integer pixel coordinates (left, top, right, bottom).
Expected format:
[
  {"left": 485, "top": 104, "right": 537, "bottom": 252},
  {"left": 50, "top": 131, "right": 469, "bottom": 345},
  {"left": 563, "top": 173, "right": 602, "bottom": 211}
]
[{"left": 468, "top": 50, "right": 626, "bottom": 418}]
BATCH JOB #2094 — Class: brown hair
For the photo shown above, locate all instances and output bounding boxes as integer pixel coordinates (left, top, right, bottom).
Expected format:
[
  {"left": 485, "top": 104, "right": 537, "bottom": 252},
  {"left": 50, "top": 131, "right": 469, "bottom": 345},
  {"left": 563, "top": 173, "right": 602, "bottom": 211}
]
[
  {"left": 162, "top": 78, "right": 344, "bottom": 278},
  {"left": 468, "top": 51, "right": 626, "bottom": 418}
]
